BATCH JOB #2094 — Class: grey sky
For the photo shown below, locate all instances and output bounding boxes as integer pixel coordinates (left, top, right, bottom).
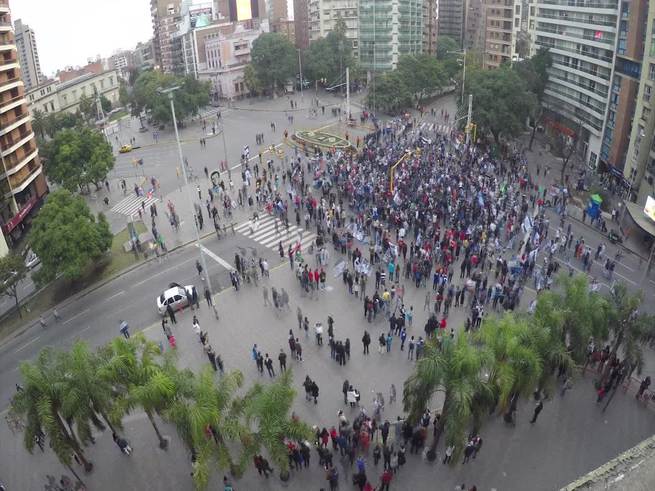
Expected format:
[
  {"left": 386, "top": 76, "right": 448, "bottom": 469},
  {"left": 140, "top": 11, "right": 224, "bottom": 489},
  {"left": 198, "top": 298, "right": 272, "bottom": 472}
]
[{"left": 11, "top": 0, "right": 152, "bottom": 76}]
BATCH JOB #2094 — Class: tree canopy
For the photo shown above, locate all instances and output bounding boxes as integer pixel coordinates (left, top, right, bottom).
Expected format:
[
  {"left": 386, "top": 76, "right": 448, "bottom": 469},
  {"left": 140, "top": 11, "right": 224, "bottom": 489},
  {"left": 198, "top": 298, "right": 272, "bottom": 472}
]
[
  {"left": 29, "top": 189, "right": 112, "bottom": 283},
  {"left": 303, "top": 24, "right": 359, "bottom": 86},
  {"left": 250, "top": 33, "right": 297, "bottom": 93},
  {"left": 368, "top": 70, "right": 413, "bottom": 114},
  {"left": 0, "top": 253, "right": 27, "bottom": 317},
  {"left": 464, "top": 65, "right": 537, "bottom": 143},
  {"left": 41, "top": 126, "right": 114, "bottom": 193},
  {"left": 130, "top": 70, "right": 210, "bottom": 124}
]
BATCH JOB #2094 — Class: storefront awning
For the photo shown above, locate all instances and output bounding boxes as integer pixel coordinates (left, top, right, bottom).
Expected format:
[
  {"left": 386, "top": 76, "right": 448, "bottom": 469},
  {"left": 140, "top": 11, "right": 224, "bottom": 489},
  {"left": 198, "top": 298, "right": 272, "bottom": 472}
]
[
  {"left": 1, "top": 195, "right": 37, "bottom": 235},
  {"left": 625, "top": 201, "right": 655, "bottom": 238}
]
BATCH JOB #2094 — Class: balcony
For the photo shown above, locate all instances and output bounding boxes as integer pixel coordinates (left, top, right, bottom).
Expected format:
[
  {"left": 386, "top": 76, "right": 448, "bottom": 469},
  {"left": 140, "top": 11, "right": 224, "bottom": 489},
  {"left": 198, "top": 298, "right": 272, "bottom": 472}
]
[
  {"left": 0, "top": 131, "right": 32, "bottom": 158},
  {"left": 2, "top": 147, "right": 38, "bottom": 178},
  {"left": 0, "top": 113, "right": 30, "bottom": 137}
]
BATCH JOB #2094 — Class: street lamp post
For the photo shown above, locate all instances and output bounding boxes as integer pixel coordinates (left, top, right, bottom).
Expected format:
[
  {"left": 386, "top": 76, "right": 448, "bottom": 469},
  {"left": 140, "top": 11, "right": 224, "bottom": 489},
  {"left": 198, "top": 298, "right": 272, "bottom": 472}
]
[
  {"left": 447, "top": 48, "right": 467, "bottom": 106},
  {"left": 297, "top": 48, "right": 304, "bottom": 103},
  {"left": 158, "top": 86, "right": 219, "bottom": 320}
]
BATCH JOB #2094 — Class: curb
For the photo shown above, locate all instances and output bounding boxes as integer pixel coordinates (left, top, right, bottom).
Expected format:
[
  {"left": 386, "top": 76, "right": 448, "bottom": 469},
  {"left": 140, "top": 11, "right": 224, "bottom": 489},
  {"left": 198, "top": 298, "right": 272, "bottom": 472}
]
[{"left": 0, "top": 231, "right": 218, "bottom": 349}]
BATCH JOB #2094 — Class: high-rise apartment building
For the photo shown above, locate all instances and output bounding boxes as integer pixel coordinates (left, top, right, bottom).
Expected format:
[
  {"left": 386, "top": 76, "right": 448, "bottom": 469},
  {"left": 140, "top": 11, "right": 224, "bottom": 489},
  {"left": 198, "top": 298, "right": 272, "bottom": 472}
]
[
  {"left": 359, "top": 0, "right": 423, "bottom": 72},
  {"left": 13, "top": 19, "right": 42, "bottom": 91},
  {"left": 0, "top": 0, "right": 48, "bottom": 256},
  {"left": 308, "top": 0, "right": 359, "bottom": 57},
  {"left": 623, "top": 2, "right": 655, "bottom": 205},
  {"left": 528, "top": 0, "right": 619, "bottom": 168},
  {"left": 150, "top": 0, "right": 182, "bottom": 72},
  {"left": 465, "top": 0, "right": 486, "bottom": 52},
  {"left": 293, "top": 0, "right": 310, "bottom": 50},
  {"left": 423, "top": 0, "right": 438, "bottom": 55},
  {"left": 482, "top": 0, "right": 522, "bottom": 69},
  {"left": 438, "top": 0, "right": 467, "bottom": 47}
]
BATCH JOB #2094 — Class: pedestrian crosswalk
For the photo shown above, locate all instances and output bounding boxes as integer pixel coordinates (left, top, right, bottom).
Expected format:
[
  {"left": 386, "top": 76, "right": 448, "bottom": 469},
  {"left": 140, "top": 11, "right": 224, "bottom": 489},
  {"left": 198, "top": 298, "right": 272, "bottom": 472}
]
[
  {"left": 111, "top": 194, "right": 159, "bottom": 217},
  {"left": 234, "top": 215, "right": 317, "bottom": 252},
  {"left": 417, "top": 122, "right": 452, "bottom": 134}
]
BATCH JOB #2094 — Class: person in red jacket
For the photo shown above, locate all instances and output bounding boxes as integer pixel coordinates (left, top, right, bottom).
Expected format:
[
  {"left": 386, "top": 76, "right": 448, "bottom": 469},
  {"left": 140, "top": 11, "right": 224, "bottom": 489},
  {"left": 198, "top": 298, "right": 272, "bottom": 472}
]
[{"left": 380, "top": 468, "right": 393, "bottom": 490}]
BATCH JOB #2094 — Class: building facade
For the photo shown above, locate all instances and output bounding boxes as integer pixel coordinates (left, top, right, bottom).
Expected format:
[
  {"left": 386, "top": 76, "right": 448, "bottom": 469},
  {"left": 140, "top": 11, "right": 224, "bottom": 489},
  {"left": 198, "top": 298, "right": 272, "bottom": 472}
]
[
  {"left": 25, "top": 70, "right": 120, "bottom": 117},
  {"left": 359, "top": 0, "right": 423, "bottom": 72},
  {"left": 0, "top": 0, "right": 47, "bottom": 256},
  {"left": 293, "top": 0, "right": 310, "bottom": 50},
  {"left": 423, "top": 0, "right": 437, "bottom": 55},
  {"left": 529, "top": 0, "right": 620, "bottom": 168},
  {"left": 13, "top": 19, "right": 42, "bottom": 91},
  {"left": 482, "top": 0, "right": 522, "bottom": 69},
  {"left": 308, "top": 0, "right": 359, "bottom": 57},
  {"left": 150, "top": 0, "right": 183, "bottom": 72},
  {"left": 438, "top": 0, "right": 467, "bottom": 47},
  {"left": 624, "top": 2, "right": 655, "bottom": 205}
]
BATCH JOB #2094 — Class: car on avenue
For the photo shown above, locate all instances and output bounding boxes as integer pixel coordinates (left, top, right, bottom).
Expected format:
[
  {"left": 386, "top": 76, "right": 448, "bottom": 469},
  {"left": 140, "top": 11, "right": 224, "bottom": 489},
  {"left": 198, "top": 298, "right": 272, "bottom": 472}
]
[
  {"left": 156, "top": 282, "right": 195, "bottom": 315},
  {"left": 119, "top": 144, "right": 133, "bottom": 153}
]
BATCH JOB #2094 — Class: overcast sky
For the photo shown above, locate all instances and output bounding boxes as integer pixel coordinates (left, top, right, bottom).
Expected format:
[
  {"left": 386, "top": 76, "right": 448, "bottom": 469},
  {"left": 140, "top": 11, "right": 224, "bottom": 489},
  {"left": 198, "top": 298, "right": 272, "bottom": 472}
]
[{"left": 11, "top": 0, "right": 152, "bottom": 76}]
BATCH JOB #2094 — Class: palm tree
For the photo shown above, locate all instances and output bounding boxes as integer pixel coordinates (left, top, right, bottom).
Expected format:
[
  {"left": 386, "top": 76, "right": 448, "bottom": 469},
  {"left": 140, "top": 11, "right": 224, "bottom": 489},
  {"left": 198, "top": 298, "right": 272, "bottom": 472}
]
[
  {"left": 165, "top": 368, "right": 248, "bottom": 490},
  {"left": 58, "top": 341, "right": 121, "bottom": 438},
  {"left": 534, "top": 274, "right": 609, "bottom": 365},
  {"left": 31, "top": 108, "right": 46, "bottom": 139},
  {"left": 99, "top": 334, "right": 173, "bottom": 449},
  {"left": 601, "top": 283, "right": 654, "bottom": 383},
  {"left": 403, "top": 334, "right": 491, "bottom": 460},
  {"left": 475, "top": 314, "right": 543, "bottom": 413},
  {"left": 11, "top": 349, "right": 94, "bottom": 481},
  {"left": 242, "top": 369, "right": 313, "bottom": 480}
]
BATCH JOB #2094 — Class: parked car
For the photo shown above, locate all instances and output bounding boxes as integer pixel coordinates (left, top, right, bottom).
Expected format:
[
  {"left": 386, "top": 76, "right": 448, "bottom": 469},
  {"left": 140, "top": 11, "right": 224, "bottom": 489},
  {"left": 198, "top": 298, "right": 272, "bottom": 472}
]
[
  {"left": 156, "top": 282, "right": 194, "bottom": 315},
  {"left": 119, "top": 144, "right": 133, "bottom": 153},
  {"left": 24, "top": 249, "right": 40, "bottom": 270}
]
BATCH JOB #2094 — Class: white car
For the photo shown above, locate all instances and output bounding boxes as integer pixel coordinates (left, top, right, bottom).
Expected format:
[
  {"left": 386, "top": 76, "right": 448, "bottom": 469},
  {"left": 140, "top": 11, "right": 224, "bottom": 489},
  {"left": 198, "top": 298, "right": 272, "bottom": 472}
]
[{"left": 156, "top": 282, "right": 194, "bottom": 315}]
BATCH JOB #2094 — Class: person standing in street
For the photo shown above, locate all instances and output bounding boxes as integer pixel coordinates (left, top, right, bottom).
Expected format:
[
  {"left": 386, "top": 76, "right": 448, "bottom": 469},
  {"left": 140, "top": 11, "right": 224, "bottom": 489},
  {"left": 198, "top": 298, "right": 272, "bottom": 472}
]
[
  {"left": 362, "top": 331, "right": 371, "bottom": 354},
  {"left": 204, "top": 287, "right": 213, "bottom": 307},
  {"left": 119, "top": 320, "right": 130, "bottom": 338},
  {"left": 166, "top": 304, "right": 177, "bottom": 324},
  {"left": 530, "top": 400, "right": 544, "bottom": 424},
  {"left": 264, "top": 353, "right": 275, "bottom": 377},
  {"left": 262, "top": 286, "right": 270, "bottom": 306},
  {"left": 278, "top": 349, "right": 287, "bottom": 371}
]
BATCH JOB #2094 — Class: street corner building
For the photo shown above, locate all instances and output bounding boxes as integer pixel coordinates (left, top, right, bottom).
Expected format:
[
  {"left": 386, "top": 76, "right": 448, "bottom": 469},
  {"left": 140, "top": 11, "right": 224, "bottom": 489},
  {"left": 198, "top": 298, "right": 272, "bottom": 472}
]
[{"left": 0, "top": 0, "right": 48, "bottom": 257}]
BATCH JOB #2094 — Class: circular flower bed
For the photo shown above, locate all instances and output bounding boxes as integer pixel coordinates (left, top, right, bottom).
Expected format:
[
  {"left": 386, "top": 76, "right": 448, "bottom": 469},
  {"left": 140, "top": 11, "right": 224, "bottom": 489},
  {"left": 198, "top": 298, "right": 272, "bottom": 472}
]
[{"left": 293, "top": 130, "right": 353, "bottom": 150}]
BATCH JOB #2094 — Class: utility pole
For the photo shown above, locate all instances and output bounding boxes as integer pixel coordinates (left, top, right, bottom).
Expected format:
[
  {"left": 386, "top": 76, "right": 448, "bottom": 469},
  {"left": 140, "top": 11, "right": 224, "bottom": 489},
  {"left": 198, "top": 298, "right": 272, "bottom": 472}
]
[
  {"left": 461, "top": 48, "right": 467, "bottom": 106},
  {"left": 297, "top": 48, "right": 303, "bottom": 102},
  {"left": 158, "top": 86, "right": 219, "bottom": 320},
  {"left": 466, "top": 94, "right": 473, "bottom": 145},
  {"left": 346, "top": 67, "right": 350, "bottom": 121}
]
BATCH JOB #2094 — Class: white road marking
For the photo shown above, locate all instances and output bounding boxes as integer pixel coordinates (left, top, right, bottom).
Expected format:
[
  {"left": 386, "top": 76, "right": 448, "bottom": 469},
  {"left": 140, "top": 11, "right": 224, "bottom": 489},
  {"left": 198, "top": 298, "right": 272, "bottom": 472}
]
[
  {"left": 196, "top": 244, "right": 235, "bottom": 271},
  {"left": 104, "top": 291, "right": 125, "bottom": 302},
  {"left": 63, "top": 309, "right": 90, "bottom": 324},
  {"left": 15, "top": 336, "right": 41, "bottom": 353}
]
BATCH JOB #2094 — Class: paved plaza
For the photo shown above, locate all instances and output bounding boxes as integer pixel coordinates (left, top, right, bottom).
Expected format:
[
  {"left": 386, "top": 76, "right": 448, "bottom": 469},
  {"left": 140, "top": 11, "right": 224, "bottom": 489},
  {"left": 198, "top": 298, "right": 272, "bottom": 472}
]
[{"left": 2, "top": 93, "right": 655, "bottom": 491}]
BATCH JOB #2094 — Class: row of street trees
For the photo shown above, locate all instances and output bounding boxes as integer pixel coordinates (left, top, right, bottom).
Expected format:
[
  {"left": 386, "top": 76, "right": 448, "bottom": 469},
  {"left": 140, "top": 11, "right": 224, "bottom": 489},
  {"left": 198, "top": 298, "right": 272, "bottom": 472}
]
[
  {"left": 403, "top": 274, "right": 653, "bottom": 461},
  {"left": 10, "top": 334, "right": 312, "bottom": 490}
]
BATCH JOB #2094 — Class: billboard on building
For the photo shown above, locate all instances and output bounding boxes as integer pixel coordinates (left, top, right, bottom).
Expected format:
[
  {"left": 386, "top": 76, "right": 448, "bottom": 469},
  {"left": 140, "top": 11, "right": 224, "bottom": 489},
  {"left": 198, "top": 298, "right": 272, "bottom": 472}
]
[
  {"left": 644, "top": 196, "right": 655, "bottom": 223},
  {"left": 229, "top": 0, "right": 261, "bottom": 21}
]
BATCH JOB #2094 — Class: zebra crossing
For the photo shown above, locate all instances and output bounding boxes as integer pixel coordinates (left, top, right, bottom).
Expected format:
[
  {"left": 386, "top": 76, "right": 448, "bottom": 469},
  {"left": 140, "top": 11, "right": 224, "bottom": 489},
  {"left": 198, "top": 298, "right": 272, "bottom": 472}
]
[
  {"left": 110, "top": 194, "right": 159, "bottom": 217},
  {"left": 234, "top": 215, "right": 317, "bottom": 251}
]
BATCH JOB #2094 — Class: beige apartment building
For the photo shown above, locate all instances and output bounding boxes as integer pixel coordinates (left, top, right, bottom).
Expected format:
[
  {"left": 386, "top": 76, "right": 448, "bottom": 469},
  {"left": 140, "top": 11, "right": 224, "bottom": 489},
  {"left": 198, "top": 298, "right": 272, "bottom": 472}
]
[{"left": 0, "top": 0, "right": 47, "bottom": 256}]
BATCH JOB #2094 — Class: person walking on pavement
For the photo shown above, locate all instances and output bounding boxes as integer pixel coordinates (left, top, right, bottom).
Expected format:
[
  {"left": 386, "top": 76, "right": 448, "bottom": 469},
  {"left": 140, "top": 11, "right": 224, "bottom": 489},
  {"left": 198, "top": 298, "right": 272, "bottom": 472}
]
[
  {"left": 278, "top": 349, "right": 287, "bottom": 371},
  {"left": 196, "top": 260, "right": 203, "bottom": 276},
  {"left": 207, "top": 345, "right": 218, "bottom": 371},
  {"left": 204, "top": 287, "right": 213, "bottom": 307},
  {"left": 362, "top": 331, "right": 371, "bottom": 354},
  {"left": 530, "top": 400, "right": 544, "bottom": 424},
  {"left": 119, "top": 320, "right": 130, "bottom": 338},
  {"left": 264, "top": 353, "right": 275, "bottom": 377},
  {"left": 343, "top": 379, "right": 350, "bottom": 404},
  {"left": 112, "top": 432, "right": 132, "bottom": 455},
  {"left": 166, "top": 304, "right": 177, "bottom": 324},
  {"left": 311, "top": 379, "right": 319, "bottom": 404},
  {"left": 262, "top": 286, "right": 270, "bottom": 306}
]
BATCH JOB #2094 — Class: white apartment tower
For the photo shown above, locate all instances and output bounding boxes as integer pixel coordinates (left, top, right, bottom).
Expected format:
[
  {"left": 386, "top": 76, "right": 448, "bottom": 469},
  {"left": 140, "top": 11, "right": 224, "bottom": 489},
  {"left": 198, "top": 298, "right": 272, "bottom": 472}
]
[{"left": 13, "top": 19, "right": 42, "bottom": 90}]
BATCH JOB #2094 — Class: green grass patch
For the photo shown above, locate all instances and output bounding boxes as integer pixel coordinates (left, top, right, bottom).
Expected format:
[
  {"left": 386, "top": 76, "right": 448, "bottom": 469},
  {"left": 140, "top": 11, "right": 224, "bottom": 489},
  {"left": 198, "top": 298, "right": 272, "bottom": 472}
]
[
  {"left": 108, "top": 110, "right": 129, "bottom": 122},
  {"left": 0, "top": 222, "right": 147, "bottom": 341}
]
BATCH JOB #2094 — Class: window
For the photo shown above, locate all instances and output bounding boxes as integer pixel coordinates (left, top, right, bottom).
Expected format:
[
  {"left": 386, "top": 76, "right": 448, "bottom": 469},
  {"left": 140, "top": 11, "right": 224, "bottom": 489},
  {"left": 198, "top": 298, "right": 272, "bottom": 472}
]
[
  {"left": 645, "top": 85, "right": 652, "bottom": 103},
  {"left": 650, "top": 63, "right": 655, "bottom": 81},
  {"left": 642, "top": 107, "right": 651, "bottom": 120}
]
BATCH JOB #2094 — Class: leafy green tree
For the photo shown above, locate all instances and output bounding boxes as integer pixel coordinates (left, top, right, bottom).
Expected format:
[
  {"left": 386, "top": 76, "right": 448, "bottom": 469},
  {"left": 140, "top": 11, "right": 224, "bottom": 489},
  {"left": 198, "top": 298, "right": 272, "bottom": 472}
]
[
  {"left": 77, "top": 94, "right": 97, "bottom": 122},
  {"left": 29, "top": 189, "right": 112, "bottom": 284},
  {"left": 42, "top": 126, "right": 114, "bottom": 192},
  {"left": 100, "top": 95, "right": 112, "bottom": 113},
  {"left": 475, "top": 314, "right": 543, "bottom": 413},
  {"left": 119, "top": 81, "right": 130, "bottom": 107},
  {"left": 250, "top": 33, "right": 297, "bottom": 93},
  {"left": 43, "top": 112, "right": 85, "bottom": 138},
  {"left": 243, "top": 370, "right": 313, "bottom": 479},
  {"left": 11, "top": 349, "right": 94, "bottom": 481},
  {"left": 0, "top": 253, "right": 28, "bottom": 317},
  {"left": 436, "top": 36, "right": 460, "bottom": 60},
  {"left": 463, "top": 65, "right": 537, "bottom": 144},
  {"left": 244, "top": 64, "right": 263, "bottom": 96},
  {"left": 131, "top": 70, "right": 210, "bottom": 124},
  {"left": 99, "top": 334, "right": 174, "bottom": 449},
  {"left": 396, "top": 54, "right": 447, "bottom": 103},
  {"left": 304, "top": 23, "right": 358, "bottom": 86},
  {"left": 368, "top": 71, "right": 412, "bottom": 114},
  {"left": 403, "top": 335, "right": 491, "bottom": 460},
  {"left": 515, "top": 48, "right": 552, "bottom": 149}
]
